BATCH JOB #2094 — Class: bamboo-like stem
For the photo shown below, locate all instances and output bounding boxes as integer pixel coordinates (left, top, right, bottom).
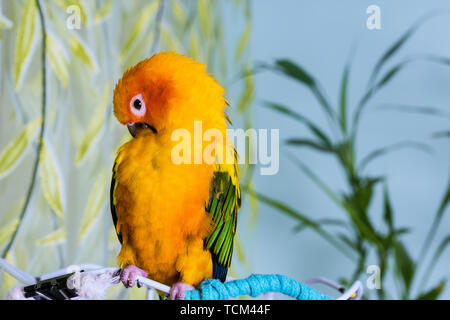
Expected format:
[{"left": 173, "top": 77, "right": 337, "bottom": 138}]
[{"left": 1, "top": 0, "right": 47, "bottom": 259}]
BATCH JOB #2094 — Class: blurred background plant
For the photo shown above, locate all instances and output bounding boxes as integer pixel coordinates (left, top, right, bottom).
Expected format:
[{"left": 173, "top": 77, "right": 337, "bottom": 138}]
[
  {"left": 0, "top": 0, "right": 254, "bottom": 299},
  {"left": 248, "top": 13, "right": 450, "bottom": 299}
]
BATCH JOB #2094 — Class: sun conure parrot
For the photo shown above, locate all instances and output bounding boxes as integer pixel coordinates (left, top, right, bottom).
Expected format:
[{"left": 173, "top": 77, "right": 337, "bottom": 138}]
[{"left": 110, "top": 51, "right": 241, "bottom": 300}]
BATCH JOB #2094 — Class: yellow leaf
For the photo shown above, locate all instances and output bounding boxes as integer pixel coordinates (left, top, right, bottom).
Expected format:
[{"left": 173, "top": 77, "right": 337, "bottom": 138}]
[
  {"left": 70, "top": 33, "right": 98, "bottom": 71},
  {"left": 14, "top": 0, "right": 37, "bottom": 89},
  {"left": 160, "top": 27, "right": 179, "bottom": 52},
  {"left": 78, "top": 171, "right": 108, "bottom": 242},
  {"left": 188, "top": 28, "right": 200, "bottom": 61},
  {"left": 170, "top": 0, "right": 186, "bottom": 26},
  {"left": 40, "top": 141, "right": 65, "bottom": 218},
  {"left": 197, "top": 0, "right": 211, "bottom": 38},
  {"left": 234, "top": 234, "right": 247, "bottom": 267},
  {"left": 120, "top": 1, "right": 159, "bottom": 60},
  {"left": 37, "top": 227, "right": 67, "bottom": 245},
  {"left": 0, "top": 219, "right": 19, "bottom": 248},
  {"left": 234, "top": 23, "right": 251, "bottom": 62},
  {"left": 0, "top": 117, "right": 41, "bottom": 180},
  {"left": 237, "top": 63, "right": 254, "bottom": 112},
  {"left": 94, "top": 0, "right": 112, "bottom": 24},
  {"left": 75, "top": 84, "right": 111, "bottom": 165},
  {"left": 46, "top": 32, "right": 69, "bottom": 87}
]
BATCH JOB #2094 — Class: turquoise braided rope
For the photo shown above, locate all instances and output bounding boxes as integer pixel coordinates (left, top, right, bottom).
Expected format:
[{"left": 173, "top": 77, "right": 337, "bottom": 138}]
[{"left": 184, "top": 274, "right": 331, "bottom": 300}]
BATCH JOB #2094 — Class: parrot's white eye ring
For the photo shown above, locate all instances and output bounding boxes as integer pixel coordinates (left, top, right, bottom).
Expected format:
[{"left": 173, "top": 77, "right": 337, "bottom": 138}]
[{"left": 130, "top": 94, "right": 146, "bottom": 117}]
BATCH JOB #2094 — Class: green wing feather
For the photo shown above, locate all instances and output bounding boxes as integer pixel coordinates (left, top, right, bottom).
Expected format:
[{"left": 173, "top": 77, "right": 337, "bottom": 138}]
[
  {"left": 205, "top": 148, "right": 241, "bottom": 282},
  {"left": 110, "top": 159, "right": 122, "bottom": 244}
]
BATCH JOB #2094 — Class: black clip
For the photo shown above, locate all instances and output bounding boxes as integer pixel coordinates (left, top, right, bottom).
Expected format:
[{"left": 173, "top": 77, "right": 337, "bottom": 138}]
[{"left": 23, "top": 272, "right": 81, "bottom": 300}]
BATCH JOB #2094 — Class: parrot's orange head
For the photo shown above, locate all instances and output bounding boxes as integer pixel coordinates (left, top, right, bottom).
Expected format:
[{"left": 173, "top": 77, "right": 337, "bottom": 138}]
[{"left": 113, "top": 51, "right": 226, "bottom": 138}]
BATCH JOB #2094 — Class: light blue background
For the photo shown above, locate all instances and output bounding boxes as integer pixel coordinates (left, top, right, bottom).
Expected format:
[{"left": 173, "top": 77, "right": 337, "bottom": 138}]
[{"left": 233, "top": 0, "right": 450, "bottom": 299}]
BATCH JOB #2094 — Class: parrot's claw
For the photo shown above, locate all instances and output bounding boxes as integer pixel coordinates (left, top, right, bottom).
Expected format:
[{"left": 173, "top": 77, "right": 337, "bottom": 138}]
[
  {"left": 170, "top": 282, "right": 195, "bottom": 300},
  {"left": 120, "top": 265, "right": 148, "bottom": 288}
]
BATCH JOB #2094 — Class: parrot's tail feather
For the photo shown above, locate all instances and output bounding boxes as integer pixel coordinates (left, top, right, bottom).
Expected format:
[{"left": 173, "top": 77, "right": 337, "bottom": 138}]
[{"left": 213, "top": 264, "right": 228, "bottom": 282}]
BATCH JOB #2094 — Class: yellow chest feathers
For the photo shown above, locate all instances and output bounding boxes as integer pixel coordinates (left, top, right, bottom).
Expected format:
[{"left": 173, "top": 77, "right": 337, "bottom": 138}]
[{"left": 113, "top": 133, "right": 214, "bottom": 267}]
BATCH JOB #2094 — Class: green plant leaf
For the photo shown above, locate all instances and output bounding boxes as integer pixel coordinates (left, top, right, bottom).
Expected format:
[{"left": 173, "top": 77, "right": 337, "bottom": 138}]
[
  {"left": 40, "top": 141, "right": 65, "bottom": 218},
  {"left": 286, "top": 138, "right": 334, "bottom": 153},
  {"left": 287, "top": 154, "right": 342, "bottom": 206},
  {"left": 37, "top": 227, "right": 66, "bottom": 245},
  {"left": 394, "top": 241, "right": 416, "bottom": 296},
  {"left": 419, "top": 235, "right": 450, "bottom": 292},
  {"left": 417, "top": 280, "right": 446, "bottom": 300},
  {"left": 359, "top": 141, "right": 432, "bottom": 171},
  {"left": 419, "top": 174, "right": 450, "bottom": 264},
  {"left": 263, "top": 102, "right": 332, "bottom": 148},
  {"left": 78, "top": 171, "right": 108, "bottom": 242},
  {"left": 367, "top": 11, "right": 440, "bottom": 86},
  {"left": 46, "top": 32, "right": 69, "bottom": 87},
  {"left": 274, "top": 59, "right": 314, "bottom": 86},
  {"left": 435, "top": 176, "right": 450, "bottom": 225},
  {"left": 14, "top": 0, "right": 37, "bottom": 89},
  {"left": 334, "top": 139, "right": 355, "bottom": 174},
  {"left": 337, "top": 233, "right": 358, "bottom": 251},
  {"left": 0, "top": 117, "right": 41, "bottom": 180},
  {"left": 294, "top": 218, "right": 348, "bottom": 233},
  {"left": 291, "top": 157, "right": 382, "bottom": 248},
  {"left": 75, "top": 84, "right": 111, "bottom": 165},
  {"left": 379, "top": 103, "right": 450, "bottom": 119},
  {"left": 382, "top": 184, "right": 394, "bottom": 232},
  {"left": 245, "top": 187, "right": 353, "bottom": 259},
  {"left": 120, "top": 1, "right": 159, "bottom": 60},
  {"left": 339, "top": 61, "right": 350, "bottom": 134},
  {"left": 353, "top": 61, "right": 409, "bottom": 136},
  {"left": 69, "top": 34, "right": 98, "bottom": 71},
  {"left": 432, "top": 130, "right": 450, "bottom": 139},
  {"left": 271, "top": 59, "right": 335, "bottom": 121},
  {"left": 377, "top": 62, "right": 406, "bottom": 87}
]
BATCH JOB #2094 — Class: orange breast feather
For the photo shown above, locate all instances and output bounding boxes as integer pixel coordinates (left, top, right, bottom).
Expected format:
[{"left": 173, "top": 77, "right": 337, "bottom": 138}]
[{"left": 113, "top": 131, "right": 214, "bottom": 286}]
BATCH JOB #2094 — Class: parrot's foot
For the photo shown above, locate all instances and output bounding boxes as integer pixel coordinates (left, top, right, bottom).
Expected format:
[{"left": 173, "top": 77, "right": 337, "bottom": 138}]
[
  {"left": 170, "top": 282, "right": 195, "bottom": 300},
  {"left": 120, "top": 265, "right": 148, "bottom": 288}
]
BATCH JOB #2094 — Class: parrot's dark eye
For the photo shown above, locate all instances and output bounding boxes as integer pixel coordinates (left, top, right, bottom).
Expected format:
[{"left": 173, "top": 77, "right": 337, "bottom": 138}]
[
  {"left": 133, "top": 99, "right": 142, "bottom": 110},
  {"left": 130, "top": 93, "right": 146, "bottom": 117}
]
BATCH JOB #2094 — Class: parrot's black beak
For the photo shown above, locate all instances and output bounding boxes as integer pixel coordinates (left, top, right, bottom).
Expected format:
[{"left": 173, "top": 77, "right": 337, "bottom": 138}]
[{"left": 127, "top": 122, "right": 157, "bottom": 138}]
